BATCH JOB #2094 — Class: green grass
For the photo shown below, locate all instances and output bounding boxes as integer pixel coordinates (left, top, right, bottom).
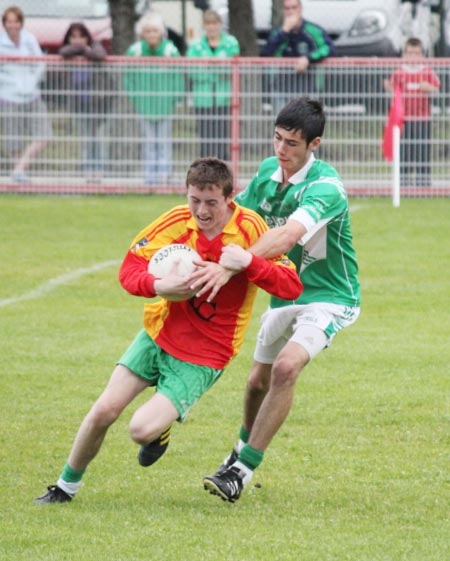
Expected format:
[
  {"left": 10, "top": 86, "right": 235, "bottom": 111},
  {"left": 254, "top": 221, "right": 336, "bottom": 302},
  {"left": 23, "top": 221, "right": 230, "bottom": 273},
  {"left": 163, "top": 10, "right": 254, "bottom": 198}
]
[{"left": 1, "top": 195, "right": 449, "bottom": 561}]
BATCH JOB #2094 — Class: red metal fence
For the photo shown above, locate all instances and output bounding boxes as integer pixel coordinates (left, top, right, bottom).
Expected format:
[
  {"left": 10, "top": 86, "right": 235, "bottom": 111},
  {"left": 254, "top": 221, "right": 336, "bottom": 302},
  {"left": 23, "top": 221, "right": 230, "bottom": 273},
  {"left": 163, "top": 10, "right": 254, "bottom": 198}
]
[{"left": 1, "top": 55, "right": 449, "bottom": 197}]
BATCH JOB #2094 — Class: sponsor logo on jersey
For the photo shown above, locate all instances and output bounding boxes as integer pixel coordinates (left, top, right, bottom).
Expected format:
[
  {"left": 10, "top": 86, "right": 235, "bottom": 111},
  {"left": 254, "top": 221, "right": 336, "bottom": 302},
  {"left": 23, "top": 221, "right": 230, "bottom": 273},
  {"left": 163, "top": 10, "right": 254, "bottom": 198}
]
[
  {"left": 265, "top": 215, "right": 288, "bottom": 228},
  {"left": 132, "top": 237, "right": 149, "bottom": 252},
  {"left": 261, "top": 199, "right": 272, "bottom": 212}
]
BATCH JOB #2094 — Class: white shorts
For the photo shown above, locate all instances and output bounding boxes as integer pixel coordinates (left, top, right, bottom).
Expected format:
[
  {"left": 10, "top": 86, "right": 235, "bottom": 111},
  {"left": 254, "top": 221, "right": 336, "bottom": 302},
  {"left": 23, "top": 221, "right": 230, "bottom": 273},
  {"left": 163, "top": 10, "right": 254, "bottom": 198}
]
[{"left": 254, "top": 303, "right": 360, "bottom": 364}]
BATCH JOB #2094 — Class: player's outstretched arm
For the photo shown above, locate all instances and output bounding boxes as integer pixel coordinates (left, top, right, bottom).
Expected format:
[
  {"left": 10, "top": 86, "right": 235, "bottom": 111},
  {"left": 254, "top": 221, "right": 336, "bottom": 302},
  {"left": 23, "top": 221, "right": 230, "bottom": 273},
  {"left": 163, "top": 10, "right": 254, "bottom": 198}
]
[
  {"left": 189, "top": 244, "right": 302, "bottom": 302},
  {"left": 247, "top": 220, "right": 306, "bottom": 259},
  {"left": 243, "top": 253, "right": 302, "bottom": 300}
]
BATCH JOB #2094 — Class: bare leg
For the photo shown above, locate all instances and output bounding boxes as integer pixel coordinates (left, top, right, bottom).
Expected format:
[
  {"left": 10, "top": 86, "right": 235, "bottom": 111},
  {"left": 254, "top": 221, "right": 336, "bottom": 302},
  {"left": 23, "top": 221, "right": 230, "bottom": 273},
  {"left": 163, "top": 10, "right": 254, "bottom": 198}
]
[
  {"left": 67, "top": 364, "right": 148, "bottom": 470},
  {"left": 248, "top": 341, "right": 309, "bottom": 451},
  {"left": 129, "top": 392, "right": 179, "bottom": 445},
  {"left": 12, "top": 139, "right": 48, "bottom": 174},
  {"left": 204, "top": 343, "right": 312, "bottom": 501},
  {"left": 242, "top": 361, "right": 272, "bottom": 433}
]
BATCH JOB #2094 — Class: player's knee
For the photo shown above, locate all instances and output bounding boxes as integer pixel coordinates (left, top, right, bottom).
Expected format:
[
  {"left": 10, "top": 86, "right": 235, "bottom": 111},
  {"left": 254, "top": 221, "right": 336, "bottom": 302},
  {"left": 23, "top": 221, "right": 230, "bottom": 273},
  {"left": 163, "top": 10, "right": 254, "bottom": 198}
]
[
  {"left": 247, "top": 372, "right": 270, "bottom": 395},
  {"left": 88, "top": 400, "right": 121, "bottom": 428},
  {"left": 129, "top": 419, "right": 160, "bottom": 445},
  {"left": 247, "top": 362, "right": 272, "bottom": 394},
  {"left": 129, "top": 423, "right": 146, "bottom": 445},
  {"left": 271, "top": 355, "right": 304, "bottom": 387},
  {"left": 129, "top": 419, "right": 148, "bottom": 445}
]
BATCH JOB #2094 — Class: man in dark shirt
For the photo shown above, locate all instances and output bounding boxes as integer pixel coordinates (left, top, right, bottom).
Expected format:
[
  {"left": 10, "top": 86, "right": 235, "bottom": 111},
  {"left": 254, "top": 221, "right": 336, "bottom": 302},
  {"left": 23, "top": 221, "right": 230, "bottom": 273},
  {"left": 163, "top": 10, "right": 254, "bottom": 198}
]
[{"left": 263, "top": 0, "right": 335, "bottom": 113}]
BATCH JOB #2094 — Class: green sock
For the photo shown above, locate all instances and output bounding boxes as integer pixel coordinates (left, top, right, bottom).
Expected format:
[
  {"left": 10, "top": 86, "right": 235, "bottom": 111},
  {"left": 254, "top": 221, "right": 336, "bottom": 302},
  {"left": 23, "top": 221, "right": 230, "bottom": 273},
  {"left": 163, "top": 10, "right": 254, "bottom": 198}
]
[
  {"left": 60, "top": 463, "right": 86, "bottom": 483},
  {"left": 239, "top": 426, "right": 250, "bottom": 443},
  {"left": 239, "top": 444, "right": 264, "bottom": 470}
]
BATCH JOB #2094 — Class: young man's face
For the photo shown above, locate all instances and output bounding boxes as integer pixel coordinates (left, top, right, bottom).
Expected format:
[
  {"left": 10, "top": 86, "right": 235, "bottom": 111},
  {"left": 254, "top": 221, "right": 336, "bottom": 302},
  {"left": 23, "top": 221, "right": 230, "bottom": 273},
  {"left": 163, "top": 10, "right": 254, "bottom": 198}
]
[
  {"left": 404, "top": 45, "right": 424, "bottom": 59},
  {"left": 187, "top": 184, "right": 233, "bottom": 237},
  {"left": 273, "top": 126, "right": 320, "bottom": 178}
]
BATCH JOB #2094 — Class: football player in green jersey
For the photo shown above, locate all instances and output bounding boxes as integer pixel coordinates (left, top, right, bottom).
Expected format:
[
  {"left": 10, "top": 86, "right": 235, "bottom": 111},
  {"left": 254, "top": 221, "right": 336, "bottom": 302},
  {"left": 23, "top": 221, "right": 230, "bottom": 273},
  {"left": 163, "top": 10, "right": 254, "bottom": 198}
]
[{"left": 194, "top": 96, "right": 361, "bottom": 503}]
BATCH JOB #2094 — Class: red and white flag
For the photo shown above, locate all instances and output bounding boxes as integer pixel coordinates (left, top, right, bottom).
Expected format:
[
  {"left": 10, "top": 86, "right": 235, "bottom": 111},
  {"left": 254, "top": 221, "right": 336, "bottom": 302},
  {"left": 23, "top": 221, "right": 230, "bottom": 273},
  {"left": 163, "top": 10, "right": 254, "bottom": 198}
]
[{"left": 382, "top": 85, "right": 404, "bottom": 162}]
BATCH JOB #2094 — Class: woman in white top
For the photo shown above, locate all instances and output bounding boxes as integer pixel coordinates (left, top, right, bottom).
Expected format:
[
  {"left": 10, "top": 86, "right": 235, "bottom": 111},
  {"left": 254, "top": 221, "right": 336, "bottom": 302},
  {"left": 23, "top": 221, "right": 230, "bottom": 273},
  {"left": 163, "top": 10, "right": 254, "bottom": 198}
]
[{"left": 0, "top": 6, "right": 52, "bottom": 184}]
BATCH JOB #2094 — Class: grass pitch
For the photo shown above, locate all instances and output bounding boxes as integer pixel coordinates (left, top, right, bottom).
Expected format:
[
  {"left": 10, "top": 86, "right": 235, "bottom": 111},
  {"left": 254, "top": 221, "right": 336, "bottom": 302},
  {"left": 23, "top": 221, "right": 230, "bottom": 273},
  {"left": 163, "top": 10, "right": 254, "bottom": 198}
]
[{"left": 1, "top": 195, "right": 449, "bottom": 561}]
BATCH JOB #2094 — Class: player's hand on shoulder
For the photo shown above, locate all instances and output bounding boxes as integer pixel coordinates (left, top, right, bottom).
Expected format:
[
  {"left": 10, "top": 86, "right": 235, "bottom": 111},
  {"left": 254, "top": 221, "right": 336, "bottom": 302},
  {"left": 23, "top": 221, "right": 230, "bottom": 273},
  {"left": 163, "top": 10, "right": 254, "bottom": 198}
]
[{"left": 219, "top": 244, "right": 252, "bottom": 271}]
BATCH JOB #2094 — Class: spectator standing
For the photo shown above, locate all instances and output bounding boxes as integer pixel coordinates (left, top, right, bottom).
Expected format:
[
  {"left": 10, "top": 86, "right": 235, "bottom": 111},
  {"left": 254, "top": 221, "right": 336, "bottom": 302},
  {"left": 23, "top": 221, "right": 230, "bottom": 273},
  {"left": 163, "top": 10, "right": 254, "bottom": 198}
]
[
  {"left": 0, "top": 5, "right": 52, "bottom": 184},
  {"left": 59, "top": 22, "right": 111, "bottom": 184},
  {"left": 187, "top": 10, "right": 240, "bottom": 161},
  {"left": 123, "top": 12, "right": 183, "bottom": 187},
  {"left": 263, "top": 0, "right": 335, "bottom": 114},
  {"left": 383, "top": 37, "right": 440, "bottom": 187}
]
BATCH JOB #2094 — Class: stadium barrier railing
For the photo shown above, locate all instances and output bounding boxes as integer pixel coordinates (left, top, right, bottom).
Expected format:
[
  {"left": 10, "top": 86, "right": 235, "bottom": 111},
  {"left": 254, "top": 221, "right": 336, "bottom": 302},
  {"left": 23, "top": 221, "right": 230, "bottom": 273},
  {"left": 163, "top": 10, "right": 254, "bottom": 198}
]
[{"left": 0, "top": 55, "right": 449, "bottom": 197}]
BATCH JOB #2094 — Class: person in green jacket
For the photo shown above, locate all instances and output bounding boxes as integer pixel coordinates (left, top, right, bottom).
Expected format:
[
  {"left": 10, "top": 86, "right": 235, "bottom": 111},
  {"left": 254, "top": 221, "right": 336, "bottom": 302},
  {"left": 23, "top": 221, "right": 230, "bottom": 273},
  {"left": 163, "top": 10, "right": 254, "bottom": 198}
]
[
  {"left": 124, "top": 12, "right": 183, "bottom": 186},
  {"left": 187, "top": 10, "right": 239, "bottom": 161}
]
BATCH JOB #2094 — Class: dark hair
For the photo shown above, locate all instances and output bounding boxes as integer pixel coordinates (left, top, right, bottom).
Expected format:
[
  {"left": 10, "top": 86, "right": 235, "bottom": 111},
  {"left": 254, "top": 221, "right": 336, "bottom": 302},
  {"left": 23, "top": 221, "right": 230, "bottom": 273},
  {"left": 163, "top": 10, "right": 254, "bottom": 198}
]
[
  {"left": 404, "top": 37, "right": 424, "bottom": 52},
  {"left": 186, "top": 157, "right": 233, "bottom": 197},
  {"left": 62, "top": 22, "right": 93, "bottom": 47},
  {"left": 2, "top": 5, "right": 24, "bottom": 25},
  {"left": 275, "top": 97, "right": 326, "bottom": 144}
]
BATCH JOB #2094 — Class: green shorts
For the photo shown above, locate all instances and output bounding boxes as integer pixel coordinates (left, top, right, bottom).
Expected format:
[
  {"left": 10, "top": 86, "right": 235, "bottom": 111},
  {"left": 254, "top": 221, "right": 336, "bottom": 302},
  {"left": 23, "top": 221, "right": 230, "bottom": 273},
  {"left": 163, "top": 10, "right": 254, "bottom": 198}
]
[{"left": 118, "top": 329, "right": 223, "bottom": 421}]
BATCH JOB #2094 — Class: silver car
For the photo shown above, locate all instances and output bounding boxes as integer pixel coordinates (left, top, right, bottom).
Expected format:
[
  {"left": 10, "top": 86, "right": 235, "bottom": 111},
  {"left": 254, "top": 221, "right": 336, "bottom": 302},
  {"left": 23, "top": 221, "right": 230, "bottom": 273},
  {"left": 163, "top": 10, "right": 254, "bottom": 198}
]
[{"left": 211, "top": 0, "right": 442, "bottom": 57}]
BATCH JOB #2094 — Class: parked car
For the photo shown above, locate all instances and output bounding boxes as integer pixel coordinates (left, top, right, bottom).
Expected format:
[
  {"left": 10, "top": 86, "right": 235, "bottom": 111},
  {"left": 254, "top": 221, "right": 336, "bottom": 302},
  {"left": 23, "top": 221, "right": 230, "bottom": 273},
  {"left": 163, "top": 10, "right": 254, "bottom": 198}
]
[
  {"left": 210, "top": 0, "right": 448, "bottom": 114},
  {"left": 210, "top": 0, "right": 444, "bottom": 57},
  {"left": 302, "top": 0, "right": 404, "bottom": 57},
  {"left": 0, "top": 0, "right": 186, "bottom": 54},
  {"left": 0, "top": 0, "right": 113, "bottom": 53}
]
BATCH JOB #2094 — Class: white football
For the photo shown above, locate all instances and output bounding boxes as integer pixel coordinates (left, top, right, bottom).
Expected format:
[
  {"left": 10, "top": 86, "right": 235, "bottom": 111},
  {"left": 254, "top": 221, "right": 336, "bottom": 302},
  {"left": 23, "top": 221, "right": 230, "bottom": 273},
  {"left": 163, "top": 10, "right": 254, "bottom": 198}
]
[{"left": 148, "top": 244, "right": 200, "bottom": 278}]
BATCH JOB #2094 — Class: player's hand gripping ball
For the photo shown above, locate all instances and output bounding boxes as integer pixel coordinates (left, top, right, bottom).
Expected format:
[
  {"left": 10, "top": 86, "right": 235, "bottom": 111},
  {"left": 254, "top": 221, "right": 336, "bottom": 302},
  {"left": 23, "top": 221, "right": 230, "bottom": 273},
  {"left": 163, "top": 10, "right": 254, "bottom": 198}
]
[
  {"left": 149, "top": 244, "right": 201, "bottom": 277},
  {"left": 148, "top": 244, "right": 200, "bottom": 301}
]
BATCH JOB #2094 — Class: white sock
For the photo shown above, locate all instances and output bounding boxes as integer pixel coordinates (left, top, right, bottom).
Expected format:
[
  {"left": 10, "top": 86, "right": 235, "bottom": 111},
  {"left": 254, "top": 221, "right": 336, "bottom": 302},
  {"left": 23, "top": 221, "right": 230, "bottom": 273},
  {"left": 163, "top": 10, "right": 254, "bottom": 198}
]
[
  {"left": 236, "top": 439, "right": 246, "bottom": 453},
  {"left": 232, "top": 460, "right": 253, "bottom": 486},
  {"left": 57, "top": 478, "right": 82, "bottom": 496}
]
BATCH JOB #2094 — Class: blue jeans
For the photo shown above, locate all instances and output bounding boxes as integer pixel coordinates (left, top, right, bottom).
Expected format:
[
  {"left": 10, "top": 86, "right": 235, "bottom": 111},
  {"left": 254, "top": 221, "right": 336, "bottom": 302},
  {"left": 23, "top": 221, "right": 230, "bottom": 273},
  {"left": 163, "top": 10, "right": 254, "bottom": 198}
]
[
  {"left": 401, "top": 120, "right": 432, "bottom": 187},
  {"left": 75, "top": 117, "right": 105, "bottom": 174},
  {"left": 194, "top": 106, "right": 230, "bottom": 161},
  {"left": 141, "top": 119, "right": 173, "bottom": 185},
  {"left": 268, "top": 68, "right": 319, "bottom": 115}
]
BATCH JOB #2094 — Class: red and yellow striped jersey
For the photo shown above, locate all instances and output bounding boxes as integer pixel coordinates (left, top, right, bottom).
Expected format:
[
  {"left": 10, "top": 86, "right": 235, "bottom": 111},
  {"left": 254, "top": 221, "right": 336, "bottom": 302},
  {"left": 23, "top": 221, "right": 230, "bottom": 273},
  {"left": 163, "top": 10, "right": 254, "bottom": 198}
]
[{"left": 119, "top": 201, "right": 301, "bottom": 368}]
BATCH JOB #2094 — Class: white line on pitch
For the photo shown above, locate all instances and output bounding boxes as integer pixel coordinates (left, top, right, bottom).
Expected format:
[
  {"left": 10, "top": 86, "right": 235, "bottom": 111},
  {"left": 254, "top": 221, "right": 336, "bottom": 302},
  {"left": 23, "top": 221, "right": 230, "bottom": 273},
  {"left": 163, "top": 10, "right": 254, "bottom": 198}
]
[
  {"left": 1, "top": 204, "right": 364, "bottom": 310},
  {"left": 0, "top": 259, "right": 121, "bottom": 308}
]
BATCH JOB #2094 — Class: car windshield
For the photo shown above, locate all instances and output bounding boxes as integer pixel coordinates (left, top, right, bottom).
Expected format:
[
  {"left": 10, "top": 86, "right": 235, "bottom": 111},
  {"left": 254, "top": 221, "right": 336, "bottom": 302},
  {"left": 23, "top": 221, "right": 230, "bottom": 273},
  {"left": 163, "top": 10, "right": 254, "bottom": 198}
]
[{"left": 0, "top": 0, "right": 109, "bottom": 18}]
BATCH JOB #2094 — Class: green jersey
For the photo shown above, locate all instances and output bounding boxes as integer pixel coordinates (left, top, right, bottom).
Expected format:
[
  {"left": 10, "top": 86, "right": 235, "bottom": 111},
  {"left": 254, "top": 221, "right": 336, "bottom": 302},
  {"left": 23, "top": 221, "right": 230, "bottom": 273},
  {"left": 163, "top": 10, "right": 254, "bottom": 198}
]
[
  {"left": 186, "top": 33, "right": 240, "bottom": 108},
  {"left": 236, "top": 156, "right": 360, "bottom": 308},
  {"left": 124, "top": 39, "right": 183, "bottom": 118}
]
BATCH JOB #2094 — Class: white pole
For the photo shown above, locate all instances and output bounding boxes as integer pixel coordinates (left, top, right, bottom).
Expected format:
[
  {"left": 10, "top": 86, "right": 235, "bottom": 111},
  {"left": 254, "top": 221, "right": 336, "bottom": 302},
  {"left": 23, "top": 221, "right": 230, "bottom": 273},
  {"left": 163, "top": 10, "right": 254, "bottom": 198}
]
[{"left": 392, "top": 125, "right": 401, "bottom": 208}]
